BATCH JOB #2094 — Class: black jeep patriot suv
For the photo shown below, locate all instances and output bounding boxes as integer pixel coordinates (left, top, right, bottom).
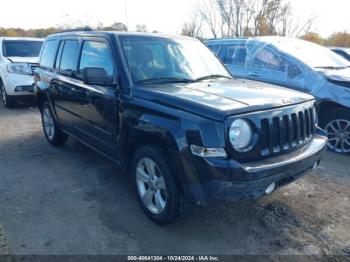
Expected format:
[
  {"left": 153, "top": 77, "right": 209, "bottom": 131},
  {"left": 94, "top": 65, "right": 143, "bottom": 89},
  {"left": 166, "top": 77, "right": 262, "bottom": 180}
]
[{"left": 34, "top": 31, "right": 327, "bottom": 224}]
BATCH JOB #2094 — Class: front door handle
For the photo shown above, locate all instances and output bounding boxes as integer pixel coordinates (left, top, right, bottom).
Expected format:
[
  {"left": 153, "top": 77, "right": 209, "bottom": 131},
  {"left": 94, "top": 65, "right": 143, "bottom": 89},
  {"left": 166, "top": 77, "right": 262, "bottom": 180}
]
[{"left": 248, "top": 72, "right": 260, "bottom": 77}]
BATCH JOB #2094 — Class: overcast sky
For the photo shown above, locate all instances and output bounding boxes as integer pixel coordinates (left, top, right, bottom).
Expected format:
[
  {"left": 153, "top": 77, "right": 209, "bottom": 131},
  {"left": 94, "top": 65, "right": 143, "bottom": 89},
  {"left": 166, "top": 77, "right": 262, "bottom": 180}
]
[{"left": 0, "top": 0, "right": 349, "bottom": 37}]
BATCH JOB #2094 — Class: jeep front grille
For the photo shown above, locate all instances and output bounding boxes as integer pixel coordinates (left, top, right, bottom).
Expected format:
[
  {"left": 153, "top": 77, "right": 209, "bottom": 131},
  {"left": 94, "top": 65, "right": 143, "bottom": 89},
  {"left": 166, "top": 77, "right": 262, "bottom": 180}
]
[{"left": 260, "top": 106, "right": 316, "bottom": 156}]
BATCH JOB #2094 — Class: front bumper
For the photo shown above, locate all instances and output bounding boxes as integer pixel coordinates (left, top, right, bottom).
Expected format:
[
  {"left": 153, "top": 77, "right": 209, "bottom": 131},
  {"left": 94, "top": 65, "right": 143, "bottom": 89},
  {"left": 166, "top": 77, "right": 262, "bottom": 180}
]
[
  {"left": 187, "top": 131, "right": 327, "bottom": 205},
  {"left": 2, "top": 73, "right": 35, "bottom": 96}
]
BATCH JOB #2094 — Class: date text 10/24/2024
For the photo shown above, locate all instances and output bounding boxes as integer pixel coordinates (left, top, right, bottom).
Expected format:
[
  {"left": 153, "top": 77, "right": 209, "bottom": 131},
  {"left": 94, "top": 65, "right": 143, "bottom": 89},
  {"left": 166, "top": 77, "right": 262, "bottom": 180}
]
[{"left": 127, "top": 256, "right": 220, "bottom": 261}]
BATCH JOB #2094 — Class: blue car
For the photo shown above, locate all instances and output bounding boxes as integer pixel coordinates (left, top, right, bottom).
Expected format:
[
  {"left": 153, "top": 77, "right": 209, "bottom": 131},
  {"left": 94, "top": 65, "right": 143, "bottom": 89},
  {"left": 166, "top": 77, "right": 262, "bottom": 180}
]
[{"left": 206, "top": 37, "right": 350, "bottom": 154}]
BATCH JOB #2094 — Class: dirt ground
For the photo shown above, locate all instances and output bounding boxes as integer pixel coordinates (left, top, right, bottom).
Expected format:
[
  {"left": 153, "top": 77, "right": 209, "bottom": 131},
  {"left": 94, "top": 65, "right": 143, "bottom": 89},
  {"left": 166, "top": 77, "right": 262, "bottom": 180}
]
[{"left": 0, "top": 104, "right": 349, "bottom": 258}]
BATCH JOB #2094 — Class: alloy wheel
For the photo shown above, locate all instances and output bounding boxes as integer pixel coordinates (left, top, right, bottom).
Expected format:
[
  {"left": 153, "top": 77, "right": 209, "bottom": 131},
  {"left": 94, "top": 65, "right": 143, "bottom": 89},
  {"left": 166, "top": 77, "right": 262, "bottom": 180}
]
[
  {"left": 325, "top": 119, "right": 350, "bottom": 153},
  {"left": 136, "top": 158, "right": 168, "bottom": 214}
]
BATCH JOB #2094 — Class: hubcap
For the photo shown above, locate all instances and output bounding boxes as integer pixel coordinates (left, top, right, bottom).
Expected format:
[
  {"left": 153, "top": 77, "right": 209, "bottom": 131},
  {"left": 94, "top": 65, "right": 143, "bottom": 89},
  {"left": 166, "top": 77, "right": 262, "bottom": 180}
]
[
  {"left": 325, "top": 119, "right": 350, "bottom": 153},
  {"left": 136, "top": 158, "right": 168, "bottom": 214},
  {"left": 43, "top": 108, "right": 55, "bottom": 140}
]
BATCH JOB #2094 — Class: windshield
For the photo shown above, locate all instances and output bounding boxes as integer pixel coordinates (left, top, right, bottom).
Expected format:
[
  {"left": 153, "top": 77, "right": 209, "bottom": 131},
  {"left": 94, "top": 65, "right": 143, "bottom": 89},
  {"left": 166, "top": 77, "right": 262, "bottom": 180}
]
[
  {"left": 119, "top": 35, "right": 231, "bottom": 84},
  {"left": 3, "top": 40, "right": 43, "bottom": 57},
  {"left": 270, "top": 38, "right": 350, "bottom": 69}
]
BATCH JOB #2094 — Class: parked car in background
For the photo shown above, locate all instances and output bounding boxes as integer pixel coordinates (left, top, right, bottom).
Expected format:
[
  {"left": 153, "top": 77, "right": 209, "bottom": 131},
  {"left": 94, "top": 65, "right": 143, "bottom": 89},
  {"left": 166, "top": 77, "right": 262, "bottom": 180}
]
[
  {"left": 35, "top": 32, "right": 326, "bottom": 224},
  {"left": 206, "top": 37, "right": 350, "bottom": 154},
  {"left": 329, "top": 47, "right": 350, "bottom": 62},
  {"left": 0, "top": 37, "right": 44, "bottom": 108}
]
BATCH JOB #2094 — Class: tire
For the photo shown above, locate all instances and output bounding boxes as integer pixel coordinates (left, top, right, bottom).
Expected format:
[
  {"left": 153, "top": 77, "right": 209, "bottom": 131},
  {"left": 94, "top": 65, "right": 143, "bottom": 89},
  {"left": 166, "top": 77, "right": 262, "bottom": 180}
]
[
  {"left": 1, "top": 83, "right": 15, "bottom": 108},
  {"left": 41, "top": 102, "right": 69, "bottom": 146},
  {"left": 320, "top": 107, "right": 350, "bottom": 154},
  {"left": 131, "top": 146, "right": 186, "bottom": 225}
]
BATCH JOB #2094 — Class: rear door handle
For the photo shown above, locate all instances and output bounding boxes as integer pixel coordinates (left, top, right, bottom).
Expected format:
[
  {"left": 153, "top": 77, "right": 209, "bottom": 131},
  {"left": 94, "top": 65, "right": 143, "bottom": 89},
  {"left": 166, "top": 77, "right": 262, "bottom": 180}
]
[{"left": 248, "top": 72, "right": 260, "bottom": 77}]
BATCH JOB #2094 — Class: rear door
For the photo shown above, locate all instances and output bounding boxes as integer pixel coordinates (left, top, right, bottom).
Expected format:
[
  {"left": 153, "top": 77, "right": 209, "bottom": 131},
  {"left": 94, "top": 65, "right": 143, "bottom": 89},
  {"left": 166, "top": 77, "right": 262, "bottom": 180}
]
[
  {"left": 51, "top": 39, "right": 81, "bottom": 132},
  {"left": 52, "top": 37, "right": 120, "bottom": 157}
]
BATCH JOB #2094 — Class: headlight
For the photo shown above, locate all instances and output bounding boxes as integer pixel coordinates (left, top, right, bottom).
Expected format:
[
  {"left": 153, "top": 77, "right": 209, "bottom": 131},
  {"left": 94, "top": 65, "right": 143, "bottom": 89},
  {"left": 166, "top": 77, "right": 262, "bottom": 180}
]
[
  {"left": 6, "top": 63, "right": 32, "bottom": 75},
  {"left": 229, "top": 119, "right": 252, "bottom": 151}
]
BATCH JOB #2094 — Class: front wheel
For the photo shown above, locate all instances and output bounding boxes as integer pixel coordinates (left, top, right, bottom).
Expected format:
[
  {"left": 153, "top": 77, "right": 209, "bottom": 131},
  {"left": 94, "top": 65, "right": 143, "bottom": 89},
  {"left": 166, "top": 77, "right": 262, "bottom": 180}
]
[
  {"left": 320, "top": 108, "right": 350, "bottom": 154},
  {"left": 131, "top": 146, "right": 186, "bottom": 225},
  {"left": 1, "top": 84, "right": 15, "bottom": 108},
  {"left": 41, "top": 102, "right": 69, "bottom": 146}
]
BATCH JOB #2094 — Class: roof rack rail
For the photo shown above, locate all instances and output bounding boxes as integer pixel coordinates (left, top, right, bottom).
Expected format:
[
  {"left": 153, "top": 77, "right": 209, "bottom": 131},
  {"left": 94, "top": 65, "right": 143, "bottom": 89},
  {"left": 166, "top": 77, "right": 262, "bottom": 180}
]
[
  {"left": 206, "top": 37, "right": 248, "bottom": 41},
  {"left": 58, "top": 27, "right": 93, "bottom": 33}
]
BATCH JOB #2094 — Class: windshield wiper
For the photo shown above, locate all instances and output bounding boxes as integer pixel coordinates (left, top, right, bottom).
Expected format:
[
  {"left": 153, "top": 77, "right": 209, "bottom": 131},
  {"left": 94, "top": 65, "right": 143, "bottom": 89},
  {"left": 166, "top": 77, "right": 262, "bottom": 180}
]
[
  {"left": 135, "top": 77, "right": 194, "bottom": 85},
  {"left": 315, "top": 66, "right": 347, "bottom": 70},
  {"left": 194, "top": 74, "right": 231, "bottom": 82}
]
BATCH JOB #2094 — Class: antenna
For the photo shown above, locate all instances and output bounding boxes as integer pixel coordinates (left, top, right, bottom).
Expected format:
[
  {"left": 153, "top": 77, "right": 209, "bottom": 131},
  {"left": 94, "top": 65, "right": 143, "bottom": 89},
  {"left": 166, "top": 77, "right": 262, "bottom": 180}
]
[
  {"left": 124, "top": 0, "right": 133, "bottom": 95},
  {"left": 124, "top": 0, "right": 129, "bottom": 32}
]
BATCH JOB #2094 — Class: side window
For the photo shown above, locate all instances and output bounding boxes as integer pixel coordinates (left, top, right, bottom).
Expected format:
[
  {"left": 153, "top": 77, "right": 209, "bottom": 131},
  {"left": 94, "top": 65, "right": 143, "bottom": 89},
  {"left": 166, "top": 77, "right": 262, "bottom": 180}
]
[
  {"left": 39, "top": 40, "right": 58, "bottom": 68},
  {"left": 253, "top": 48, "right": 284, "bottom": 71},
  {"left": 79, "top": 41, "right": 114, "bottom": 76},
  {"left": 59, "top": 40, "right": 80, "bottom": 72},
  {"left": 254, "top": 48, "right": 302, "bottom": 78},
  {"left": 219, "top": 44, "right": 247, "bottom": 66},
  {"left": 287, "top": 63, "right": 303, "bottom": 79},
  {"left": 218, "top": 45, "right": 236, "bottom": 64}
]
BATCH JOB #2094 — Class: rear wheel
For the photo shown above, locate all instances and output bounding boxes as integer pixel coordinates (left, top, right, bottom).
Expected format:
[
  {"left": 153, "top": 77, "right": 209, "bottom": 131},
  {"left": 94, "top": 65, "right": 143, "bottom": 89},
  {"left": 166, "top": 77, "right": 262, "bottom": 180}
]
[
  {"left": 41, "top": 102, "right": 69, "bottom": 146},
  {"left": 131, "top": 146, "right": 186, "bottom": 225},
  {"left": 320, "top": 108, "right": 350, "bottom": 154}
]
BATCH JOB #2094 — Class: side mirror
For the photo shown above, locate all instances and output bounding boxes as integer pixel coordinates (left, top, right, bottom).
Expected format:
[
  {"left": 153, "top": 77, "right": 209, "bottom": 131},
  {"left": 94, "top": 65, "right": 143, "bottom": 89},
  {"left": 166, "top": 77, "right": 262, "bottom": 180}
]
[{"left": 83, "top": 67, "right": 114, "bottom": 86}]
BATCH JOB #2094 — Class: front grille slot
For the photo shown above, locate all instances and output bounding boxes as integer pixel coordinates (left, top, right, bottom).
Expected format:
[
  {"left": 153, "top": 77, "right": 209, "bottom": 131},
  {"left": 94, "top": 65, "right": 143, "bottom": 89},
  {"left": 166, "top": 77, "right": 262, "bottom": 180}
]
[{"left": 261, "top": 105, "right": 316, "bottom": 157}]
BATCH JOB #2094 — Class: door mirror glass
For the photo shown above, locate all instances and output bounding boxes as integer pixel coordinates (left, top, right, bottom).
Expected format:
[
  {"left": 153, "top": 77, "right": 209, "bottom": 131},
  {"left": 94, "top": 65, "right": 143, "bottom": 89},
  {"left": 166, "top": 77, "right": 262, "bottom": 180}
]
[{"left": 83, "top": 67, "right": 114, "bottom": 85}]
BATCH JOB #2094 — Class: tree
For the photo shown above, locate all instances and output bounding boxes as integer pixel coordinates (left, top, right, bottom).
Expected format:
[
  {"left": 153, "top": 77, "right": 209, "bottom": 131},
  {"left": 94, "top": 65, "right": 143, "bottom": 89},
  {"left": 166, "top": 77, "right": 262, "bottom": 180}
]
[
  {"left": 184, "top": 0, "right": 315, "bottom": 39},
  {"left": 181, "top": 16, "right": 203, "bottom": 38},
  {"left": 135, "top": 24, "right": 148, "bottom": 32},
  {"left": 301, "top": 32, "right": 324, "bottom": 45},
  {"left": 326, "top": 31, "right": 350, "bottom": 47},
  {"left": 111, "top": 22, "right": 128, "bottom": 31},
  {"left": 198, "top": 0, "right": 224, "bottom": 38}
]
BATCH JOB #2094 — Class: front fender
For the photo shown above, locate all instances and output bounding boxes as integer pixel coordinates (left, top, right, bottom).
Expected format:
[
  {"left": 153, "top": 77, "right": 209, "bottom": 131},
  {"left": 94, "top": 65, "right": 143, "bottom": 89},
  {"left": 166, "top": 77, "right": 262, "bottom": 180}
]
[{"left": 118, "top": 95, "right": 226, "bottom": 200}]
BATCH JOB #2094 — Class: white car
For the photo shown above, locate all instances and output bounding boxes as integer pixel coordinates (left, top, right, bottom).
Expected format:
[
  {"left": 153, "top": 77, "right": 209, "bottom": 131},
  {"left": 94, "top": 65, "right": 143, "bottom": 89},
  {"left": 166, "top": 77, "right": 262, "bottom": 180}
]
[{"left": 0, "top": 37, "right": 44, "bottom": 107}]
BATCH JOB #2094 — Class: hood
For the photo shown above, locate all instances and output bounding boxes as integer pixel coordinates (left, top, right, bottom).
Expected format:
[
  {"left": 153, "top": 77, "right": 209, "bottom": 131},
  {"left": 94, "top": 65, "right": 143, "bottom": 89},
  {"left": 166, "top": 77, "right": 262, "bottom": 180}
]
[
  {"left": 133, "top": 78, "right": 314, "bottom": 121},
  {"left": 324, "top": 68, "right": 350, "bottom": 82},
  {"left": 7, "top": 57, "right": 39, "bottom": 64}
]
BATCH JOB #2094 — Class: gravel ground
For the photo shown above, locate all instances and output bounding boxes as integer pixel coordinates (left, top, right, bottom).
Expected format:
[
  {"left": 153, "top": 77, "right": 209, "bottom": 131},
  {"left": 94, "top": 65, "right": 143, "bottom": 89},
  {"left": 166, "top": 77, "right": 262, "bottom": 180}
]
[
  {"left": 0, "top": 224, "right": 10, "bottom": 255},
  {"left": 0, "top": 104, "right": 349, "bottom": 257}
]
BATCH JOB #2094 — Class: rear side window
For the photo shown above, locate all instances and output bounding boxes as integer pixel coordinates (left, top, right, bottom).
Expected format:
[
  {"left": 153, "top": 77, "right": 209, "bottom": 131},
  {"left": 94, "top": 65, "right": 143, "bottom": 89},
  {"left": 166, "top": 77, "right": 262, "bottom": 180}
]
[
  {"left": 79, "top": 41, "right": 114, "bottom": 76},
  {"left": 218, "top": 45, "right": 239, "bottom": 64},
  {"left": 39, "top": 40, "right": 58, "bottom": 68},
  {"left": 59, "top": 40, "right": 80, "bottom": 72}
]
